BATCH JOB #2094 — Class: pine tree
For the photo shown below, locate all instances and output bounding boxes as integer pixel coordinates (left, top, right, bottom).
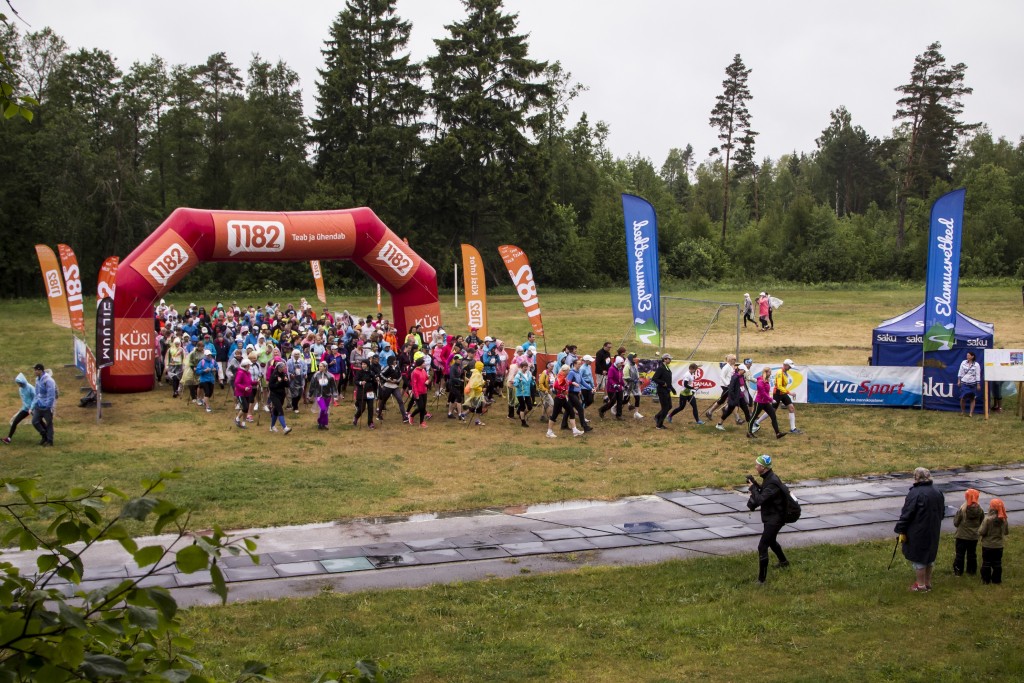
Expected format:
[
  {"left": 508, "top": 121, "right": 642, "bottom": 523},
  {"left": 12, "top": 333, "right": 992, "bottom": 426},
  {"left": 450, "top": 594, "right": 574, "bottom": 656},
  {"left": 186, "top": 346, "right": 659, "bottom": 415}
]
[
  {"left": 709, "top": 54, "right": 755, "bottom": 242},
  {"left": 312, "top": 0, "right": 424, "bottom": 226},
  {"left": 422, "top": 0, "right": 549, "bottom": 251},
  {"left": 893, "top": 42, "right": 973, "bottom": 248}
]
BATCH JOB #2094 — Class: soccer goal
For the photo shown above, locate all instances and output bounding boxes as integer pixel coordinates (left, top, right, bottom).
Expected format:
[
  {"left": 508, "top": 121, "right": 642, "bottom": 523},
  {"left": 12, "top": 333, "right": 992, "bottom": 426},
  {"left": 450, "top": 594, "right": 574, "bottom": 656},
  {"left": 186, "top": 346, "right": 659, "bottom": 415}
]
[{"left": 660, "top": 296, "right": 740, "bottom": 361}]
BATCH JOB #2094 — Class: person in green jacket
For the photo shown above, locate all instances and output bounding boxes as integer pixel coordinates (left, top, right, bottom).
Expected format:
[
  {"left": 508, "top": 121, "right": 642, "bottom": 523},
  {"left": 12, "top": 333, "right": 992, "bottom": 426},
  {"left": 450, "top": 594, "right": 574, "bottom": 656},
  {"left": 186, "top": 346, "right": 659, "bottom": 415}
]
[
  {"left": 978, "top": 499, "right": 1009, "bottom": 585},
  {"left": 952, "top": 488, "right": 985, "bottom": 576}
]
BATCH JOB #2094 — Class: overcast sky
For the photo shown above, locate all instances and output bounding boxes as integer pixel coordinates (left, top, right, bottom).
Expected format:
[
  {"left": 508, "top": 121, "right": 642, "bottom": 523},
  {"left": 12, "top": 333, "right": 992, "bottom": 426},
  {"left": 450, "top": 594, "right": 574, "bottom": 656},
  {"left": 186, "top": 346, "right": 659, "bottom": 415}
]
[{"left": 17, "top": 1, "right": 1024, "bottom": 167}]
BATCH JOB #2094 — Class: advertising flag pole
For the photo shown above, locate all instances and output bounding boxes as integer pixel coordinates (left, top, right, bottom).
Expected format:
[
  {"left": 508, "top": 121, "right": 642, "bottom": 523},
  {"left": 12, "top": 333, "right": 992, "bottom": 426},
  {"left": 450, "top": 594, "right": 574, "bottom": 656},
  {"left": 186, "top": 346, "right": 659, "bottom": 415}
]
[{"left": 454, "top": 262, "right": 458, "bottom": 308}]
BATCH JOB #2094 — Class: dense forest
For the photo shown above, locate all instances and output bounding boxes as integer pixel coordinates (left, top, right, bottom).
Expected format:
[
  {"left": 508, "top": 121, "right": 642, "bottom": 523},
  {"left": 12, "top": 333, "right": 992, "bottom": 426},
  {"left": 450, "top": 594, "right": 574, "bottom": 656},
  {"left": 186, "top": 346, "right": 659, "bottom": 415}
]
[{"left": 2, "top": 0, "right": 1023, "bottom": 298}]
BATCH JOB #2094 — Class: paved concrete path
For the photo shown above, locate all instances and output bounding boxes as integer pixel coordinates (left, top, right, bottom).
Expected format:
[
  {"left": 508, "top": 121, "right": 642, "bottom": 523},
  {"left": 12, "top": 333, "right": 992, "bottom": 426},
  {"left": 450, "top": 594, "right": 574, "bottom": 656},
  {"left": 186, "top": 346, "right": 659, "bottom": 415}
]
[{"left": 6, "top": 464, "right": 1023, "bottom": 606}]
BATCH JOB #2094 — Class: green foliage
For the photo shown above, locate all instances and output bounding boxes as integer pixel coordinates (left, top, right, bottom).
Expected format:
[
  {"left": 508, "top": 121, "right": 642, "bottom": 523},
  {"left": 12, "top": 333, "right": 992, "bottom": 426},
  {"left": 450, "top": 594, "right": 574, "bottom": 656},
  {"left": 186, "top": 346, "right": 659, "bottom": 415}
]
[
  {"left": 0, "top": 473, "right": 262, "bottom": 681},
  {"left": 667, "top": 237, "right": 731, "bottom": 282}
]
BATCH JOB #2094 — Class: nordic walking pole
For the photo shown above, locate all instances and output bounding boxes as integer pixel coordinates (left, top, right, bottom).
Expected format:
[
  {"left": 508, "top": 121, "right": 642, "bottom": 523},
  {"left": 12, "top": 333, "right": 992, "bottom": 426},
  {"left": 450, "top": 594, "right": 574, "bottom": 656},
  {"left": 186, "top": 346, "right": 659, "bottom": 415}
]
[{"left": 887, "top": 536, "right": 901, "bottom": 570}]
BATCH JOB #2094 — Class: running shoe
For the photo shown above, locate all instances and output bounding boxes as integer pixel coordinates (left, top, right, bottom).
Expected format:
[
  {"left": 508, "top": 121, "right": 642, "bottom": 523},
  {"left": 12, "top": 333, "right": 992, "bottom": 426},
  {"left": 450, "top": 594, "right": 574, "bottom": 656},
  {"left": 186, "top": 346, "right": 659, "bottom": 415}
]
[
  {"left": 546, "top": 430, "right": 557, "bottom": 438},
  {"left": 283, "top": 426, "right": 292, "bottom": 435},
  {"left": 715, "top": 424, "right": 726, "bottom": 431},
  {"left": 790, "top": 428, "right": 803, "bottom": 435}
]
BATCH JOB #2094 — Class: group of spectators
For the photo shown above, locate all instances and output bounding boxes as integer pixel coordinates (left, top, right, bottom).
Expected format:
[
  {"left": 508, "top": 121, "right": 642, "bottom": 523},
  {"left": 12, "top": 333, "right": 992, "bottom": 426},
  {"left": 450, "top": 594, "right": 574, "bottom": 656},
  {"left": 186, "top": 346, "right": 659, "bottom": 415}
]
[
  {"left": 146, "top": 298, "right": 813, "bottom": 441},
  {"left": 742, "top": 292, "right": 780, "bottom": 331}
]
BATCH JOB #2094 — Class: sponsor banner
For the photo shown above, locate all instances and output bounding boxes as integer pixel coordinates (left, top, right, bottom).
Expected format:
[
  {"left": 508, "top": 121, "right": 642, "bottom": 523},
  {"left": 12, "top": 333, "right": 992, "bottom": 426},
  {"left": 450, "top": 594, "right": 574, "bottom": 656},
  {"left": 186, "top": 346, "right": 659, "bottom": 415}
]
[
  {"left": 367, "top": 233, "right": 421, "bottom": 289},
  {"left": 35, "top": 245, "right": 71, "bottom": 329},
  {"left": 621, "top": 194, "right": 661, "bottom": 346},
  {"left": 984, "top": 349, "right": 1024, "bottom": 382},
  {"left": 806, "top": 366, "right": 923, "bottom": 406},
  {"left": 96, "top": 297, "right": 115, "bottom": 369},
  {"left": 74, "top": 336, "right": 88, "bottom": 374},
  {"left": 404, "top": 301, "right": 441, "bottom": 340},
  {"left": 461, "top": 244, "right": 488, "bottom": 337},
  {"left": 109, "top": 317, "right": 154, "bottom": 376},
  {"left": 57, "top": 244, "right": 86, "bottom": 334},
  {"left": 311, "top": 260, "right": 327, "bottom": 304},
  {"left": 211, "top": 212, "right": 356, "bottom": 260},
  {"left": 923, "top": 188, "right": 965, "bottom": 353},
  {"left": 497, "top": 244, "right": 544, "bottom": 336},
  {"left": 97, "top": 255, "right": 119, "bottom": 302},
  {"left": 128, "top": 230, "right": 198, "bottom": 293},
  {"left": 85, "top": 345, "right": 98, "bottom": 391}
]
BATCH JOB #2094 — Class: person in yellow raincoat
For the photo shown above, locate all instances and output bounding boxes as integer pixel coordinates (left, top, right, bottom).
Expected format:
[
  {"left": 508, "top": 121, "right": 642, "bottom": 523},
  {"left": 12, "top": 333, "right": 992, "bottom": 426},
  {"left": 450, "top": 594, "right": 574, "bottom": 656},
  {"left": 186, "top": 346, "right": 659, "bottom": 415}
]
[{"left": 464, "top": 361, "right": 487, "bottom": 426}]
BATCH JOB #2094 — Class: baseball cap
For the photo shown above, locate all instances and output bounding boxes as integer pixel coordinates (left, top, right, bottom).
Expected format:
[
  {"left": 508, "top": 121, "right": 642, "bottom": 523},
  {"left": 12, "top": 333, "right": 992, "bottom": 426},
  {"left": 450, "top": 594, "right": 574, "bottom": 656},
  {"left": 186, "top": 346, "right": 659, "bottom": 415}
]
[
  {"left": 756, "top": 454, "right": 772, "bottom": 468},
  {"left": 582, "top": 355, "right": 594, "bottom": 362},
  {"left": 783, "top": 358, "right": 795, "bottom": 367},
  {"left": 662, "top": 353, "right": 672, "bottom": 360},
  {"left": 204, "top": 349, "right": 213, "bottom": 355},
  {"left": 484, "top": 336, "right": 493, "bottom": 342},
  {"left": 614, "top": 356, "right": 624, "bottom": 365}
]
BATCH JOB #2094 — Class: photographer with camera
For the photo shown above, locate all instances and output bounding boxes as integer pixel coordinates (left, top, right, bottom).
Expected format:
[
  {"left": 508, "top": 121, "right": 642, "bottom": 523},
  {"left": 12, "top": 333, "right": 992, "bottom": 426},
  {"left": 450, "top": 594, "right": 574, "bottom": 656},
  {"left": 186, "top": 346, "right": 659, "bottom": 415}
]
[{"left": 746, "top": 454, "right": 791, "bottom": 584}]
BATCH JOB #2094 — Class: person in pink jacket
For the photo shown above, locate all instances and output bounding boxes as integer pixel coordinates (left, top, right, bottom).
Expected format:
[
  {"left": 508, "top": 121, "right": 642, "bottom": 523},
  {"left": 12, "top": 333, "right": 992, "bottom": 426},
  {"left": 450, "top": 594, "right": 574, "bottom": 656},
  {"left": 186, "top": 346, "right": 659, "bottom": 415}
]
[
  {"left": 748, "top": 367, "right": 785, "bottom": 439},
  {"left": 598, "top": 356, "right": 625, "bottom": 419},
  {"left": 408, "top": 357, "right": 431, "bottom": 427},
  {"left": 233, "top": 358, "right": 254, "bottom": 429}
]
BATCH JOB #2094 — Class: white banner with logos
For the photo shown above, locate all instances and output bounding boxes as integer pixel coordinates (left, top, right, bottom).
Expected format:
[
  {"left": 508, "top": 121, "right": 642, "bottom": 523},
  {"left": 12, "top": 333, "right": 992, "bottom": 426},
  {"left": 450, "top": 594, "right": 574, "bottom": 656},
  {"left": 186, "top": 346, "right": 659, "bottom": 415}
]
[
  {"left": 984, "top": 349, "right": 1024, "bottom": 382},
  {"left": 668, "top": 362, "right": 808, "bottom": 404}
]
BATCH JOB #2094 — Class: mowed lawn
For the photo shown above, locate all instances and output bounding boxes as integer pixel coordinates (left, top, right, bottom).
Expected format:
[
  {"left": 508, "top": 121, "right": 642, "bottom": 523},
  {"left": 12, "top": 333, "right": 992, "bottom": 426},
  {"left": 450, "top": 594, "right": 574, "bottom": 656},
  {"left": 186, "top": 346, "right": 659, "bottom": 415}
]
[
  {"left": 1, "top": 286, "right": 1021, "bottom": 530},
  {"left": 183, "top": 538, "right": 1024, "bottom": 683}
]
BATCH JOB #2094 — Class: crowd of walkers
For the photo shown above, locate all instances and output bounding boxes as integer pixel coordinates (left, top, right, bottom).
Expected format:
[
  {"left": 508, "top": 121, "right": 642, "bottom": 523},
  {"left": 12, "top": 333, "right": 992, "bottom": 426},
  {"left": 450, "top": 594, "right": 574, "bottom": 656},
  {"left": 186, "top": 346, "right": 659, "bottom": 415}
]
[{"left": 134, "top": 298, "right": 807, "bottom": 439}]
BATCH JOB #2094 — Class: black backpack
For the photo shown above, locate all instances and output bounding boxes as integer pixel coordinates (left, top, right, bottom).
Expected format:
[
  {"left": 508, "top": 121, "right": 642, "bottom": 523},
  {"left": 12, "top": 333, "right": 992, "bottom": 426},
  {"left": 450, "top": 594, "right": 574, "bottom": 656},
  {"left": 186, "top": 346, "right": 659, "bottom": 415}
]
[{"left": 783, "top": 484, "right": 802, "bottom": 524}]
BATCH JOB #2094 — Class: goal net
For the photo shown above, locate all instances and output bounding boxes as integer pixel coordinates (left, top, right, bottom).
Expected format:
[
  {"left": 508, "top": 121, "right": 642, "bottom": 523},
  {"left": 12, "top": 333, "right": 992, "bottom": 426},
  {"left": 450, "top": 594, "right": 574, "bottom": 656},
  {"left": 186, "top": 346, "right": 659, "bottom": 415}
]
[{"left": 660, "top": 296, "right": 740, "bottom": 361}]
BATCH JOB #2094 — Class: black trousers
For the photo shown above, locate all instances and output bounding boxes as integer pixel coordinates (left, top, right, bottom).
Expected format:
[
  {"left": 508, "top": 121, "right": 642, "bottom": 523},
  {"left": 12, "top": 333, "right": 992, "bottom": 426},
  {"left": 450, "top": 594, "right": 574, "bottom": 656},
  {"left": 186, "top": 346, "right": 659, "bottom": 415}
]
[
  {"left": 409, "top": 394, "right": 428, "bottom": 424},
  {"left": 655, "top": 390, "right": 672, "bottom": 427},
  {"left": 377, "top": 386, "right": 408, "bottom": 420},
  {"left": 750, "top": 402, "right": 780, "bottom": 435},
  {"left": 757, "top": 521, "right": 787, "bottom": 582},
  {"left": 551, "top": 396, "right": 573, "bottom": 423},
  {"left": 953, "top": 538, "right": 978, "bottom": 576},
  {"left": 720, "top": 401, "right": 752, "bottom": 423},
  {"left": 981, "top": 546, "right": 1003, "bottom": 584},
  {"left": 600, "top": 391, "right": 623, "bottom": 418},
  {"left": 8, "top": 410, "right": 30, "bottom": 439},
  {"left": 669, "top": 394, "right": 699, "bottom": 422}
]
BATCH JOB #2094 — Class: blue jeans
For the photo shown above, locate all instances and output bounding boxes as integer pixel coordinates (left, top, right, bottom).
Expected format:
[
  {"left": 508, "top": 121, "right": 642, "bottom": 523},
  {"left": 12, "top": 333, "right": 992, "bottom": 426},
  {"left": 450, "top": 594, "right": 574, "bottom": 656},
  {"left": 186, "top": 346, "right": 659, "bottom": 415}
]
[{"left": 32, "top": 407, "right": 53, "bottom": 444}]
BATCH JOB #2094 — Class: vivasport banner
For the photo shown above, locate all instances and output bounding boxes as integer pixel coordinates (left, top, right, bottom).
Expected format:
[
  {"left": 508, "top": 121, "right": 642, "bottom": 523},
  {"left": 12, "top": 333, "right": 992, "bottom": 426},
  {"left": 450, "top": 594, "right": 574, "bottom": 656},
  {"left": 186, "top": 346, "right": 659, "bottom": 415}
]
[
  {"left": 621, "top": 194, "right": 661, "bottom": 346},
  {"left": 806, "top": 366, "right": 923, "bottom": 406}
]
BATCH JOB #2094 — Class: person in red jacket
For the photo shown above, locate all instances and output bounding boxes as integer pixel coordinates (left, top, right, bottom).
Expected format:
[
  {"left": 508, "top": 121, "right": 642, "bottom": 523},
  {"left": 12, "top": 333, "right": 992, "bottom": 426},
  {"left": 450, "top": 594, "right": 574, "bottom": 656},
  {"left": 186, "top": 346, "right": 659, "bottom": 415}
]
[
  {"left": 233, "top": 358, "right": 254, "bottom": 429},
  {"left": 408, "top": 357, "right": 431, "bottom": 427}
]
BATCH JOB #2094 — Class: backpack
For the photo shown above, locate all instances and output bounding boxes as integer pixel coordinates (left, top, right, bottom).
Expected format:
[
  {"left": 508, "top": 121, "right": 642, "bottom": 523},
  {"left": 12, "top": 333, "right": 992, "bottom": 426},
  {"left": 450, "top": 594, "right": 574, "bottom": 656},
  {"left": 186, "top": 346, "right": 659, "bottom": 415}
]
[{"left": 783, "top": 485, "right": 802, "bottom": 524}]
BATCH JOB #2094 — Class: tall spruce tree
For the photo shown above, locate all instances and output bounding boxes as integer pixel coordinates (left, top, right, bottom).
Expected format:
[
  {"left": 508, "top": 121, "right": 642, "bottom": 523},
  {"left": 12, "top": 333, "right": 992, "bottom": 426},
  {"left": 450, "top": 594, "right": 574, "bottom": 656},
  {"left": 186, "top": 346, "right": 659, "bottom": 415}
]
[
  {"left": 893, "top": 41, "right": 973, "bottom": 247},
  {"left": 709, "top": 54, "right": 755, "bottom": 242},
  {"left": 423, "top": 0, "right": 549, "bottom": 253},
  {"left": 312, "top": 0, "right": 424, "bottom": 227}
]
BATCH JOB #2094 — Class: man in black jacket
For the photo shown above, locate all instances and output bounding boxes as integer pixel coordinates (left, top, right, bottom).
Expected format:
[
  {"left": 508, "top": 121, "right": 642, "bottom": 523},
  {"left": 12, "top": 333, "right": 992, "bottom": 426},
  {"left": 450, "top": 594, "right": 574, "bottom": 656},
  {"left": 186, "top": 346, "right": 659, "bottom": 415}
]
[
  {"left": 652, "top": 354, "right": 676, "bottom": 430},
  {"left": 894, "top": 467, "right": 945, "bottom": 592},
  {"left": 747, "top": 454, "right": 790, "bottom": 584}
]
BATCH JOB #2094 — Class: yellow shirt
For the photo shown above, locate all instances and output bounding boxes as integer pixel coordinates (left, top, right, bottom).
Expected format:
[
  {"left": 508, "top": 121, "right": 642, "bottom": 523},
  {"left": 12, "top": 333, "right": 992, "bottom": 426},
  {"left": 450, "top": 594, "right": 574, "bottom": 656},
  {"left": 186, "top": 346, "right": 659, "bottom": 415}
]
[{"left": 775, "top": 369, "right": 792, "bottom": 395}]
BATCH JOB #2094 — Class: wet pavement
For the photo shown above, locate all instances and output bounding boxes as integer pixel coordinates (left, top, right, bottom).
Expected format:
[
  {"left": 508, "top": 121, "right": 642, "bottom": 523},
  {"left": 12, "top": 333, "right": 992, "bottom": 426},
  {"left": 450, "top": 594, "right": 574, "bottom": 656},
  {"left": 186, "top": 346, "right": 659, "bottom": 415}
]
[{"left": 6, "top": 464, "right": 1023, "bottom": 606}]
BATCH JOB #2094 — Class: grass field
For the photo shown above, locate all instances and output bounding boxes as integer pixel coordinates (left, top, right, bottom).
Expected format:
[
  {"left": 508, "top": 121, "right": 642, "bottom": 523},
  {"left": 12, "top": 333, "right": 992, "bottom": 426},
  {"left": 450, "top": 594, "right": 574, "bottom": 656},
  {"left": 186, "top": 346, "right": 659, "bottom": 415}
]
[
  {"left": 1, "top": 286, "right": 1021, "bottom": 530},
  {"left": 182, "top": 538, "right": 1024, "bottom": 682}
]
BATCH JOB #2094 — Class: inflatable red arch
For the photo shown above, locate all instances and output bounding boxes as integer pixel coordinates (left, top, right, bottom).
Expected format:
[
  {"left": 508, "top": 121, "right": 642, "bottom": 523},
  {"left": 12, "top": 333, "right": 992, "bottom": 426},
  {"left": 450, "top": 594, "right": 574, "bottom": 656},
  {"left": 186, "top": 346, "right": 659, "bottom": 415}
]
[{"left": 102, "top": 207, "right": 440, "bottom": 393}]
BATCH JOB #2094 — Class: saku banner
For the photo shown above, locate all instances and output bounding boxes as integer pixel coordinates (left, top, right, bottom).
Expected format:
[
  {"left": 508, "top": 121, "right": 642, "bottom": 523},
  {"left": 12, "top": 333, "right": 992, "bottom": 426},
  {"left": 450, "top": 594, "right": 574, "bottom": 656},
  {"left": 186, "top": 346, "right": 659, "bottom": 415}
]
[
  {"left": 621, "top": 194, "right": 661, "bottom": 346},
  {"left": 923, "top": 188, "right": 966, "bottom": 353},
  {"left": 806, "top": 366, "right": 923, "bottom": 406},
  {"left": 498, "top": 245, "right": 544, "bottom": 336},
  {"left": 461, "top": 244, "right": 488, "bottom": 336}
]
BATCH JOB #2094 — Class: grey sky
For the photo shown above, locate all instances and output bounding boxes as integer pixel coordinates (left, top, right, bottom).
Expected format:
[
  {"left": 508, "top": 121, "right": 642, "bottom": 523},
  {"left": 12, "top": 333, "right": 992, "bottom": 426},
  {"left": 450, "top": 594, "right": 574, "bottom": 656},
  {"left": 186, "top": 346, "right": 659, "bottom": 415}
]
[{"left": 18, "top": 1, "right": 1024, "bottom": 167}]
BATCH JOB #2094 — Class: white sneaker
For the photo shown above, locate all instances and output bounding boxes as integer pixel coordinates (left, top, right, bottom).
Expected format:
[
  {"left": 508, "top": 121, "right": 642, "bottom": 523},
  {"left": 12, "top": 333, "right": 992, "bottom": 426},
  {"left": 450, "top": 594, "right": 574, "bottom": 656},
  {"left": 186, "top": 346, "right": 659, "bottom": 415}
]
[
  {"left": 572, "top": 428, "right": 585, "bottom": 436},
  {"left": 264, "top": 404, "right": 270, "bottom": 412},
  {"left": 205, "top": 407, "right": 212, "bottom": 413},
  {"left": 283, "top": 426, "right": 292, "bottom": 435},
  {"left": 253, "top": 402, "right": 259, "bottom": 411},
  {"left": 546, "top": 430, "right": 557, "bottom": 439},
  {"left": 751, "top": 422, "right": 761, "bottom": 434},
  {"left": 269, "top": 427, "right": 278, "bottom": 432},
  {"left": 634, "top": 411, "right": 643, "bottom": 419},
  {"left": 715, "top": 424, "right": 726, "bottom": 431}
]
